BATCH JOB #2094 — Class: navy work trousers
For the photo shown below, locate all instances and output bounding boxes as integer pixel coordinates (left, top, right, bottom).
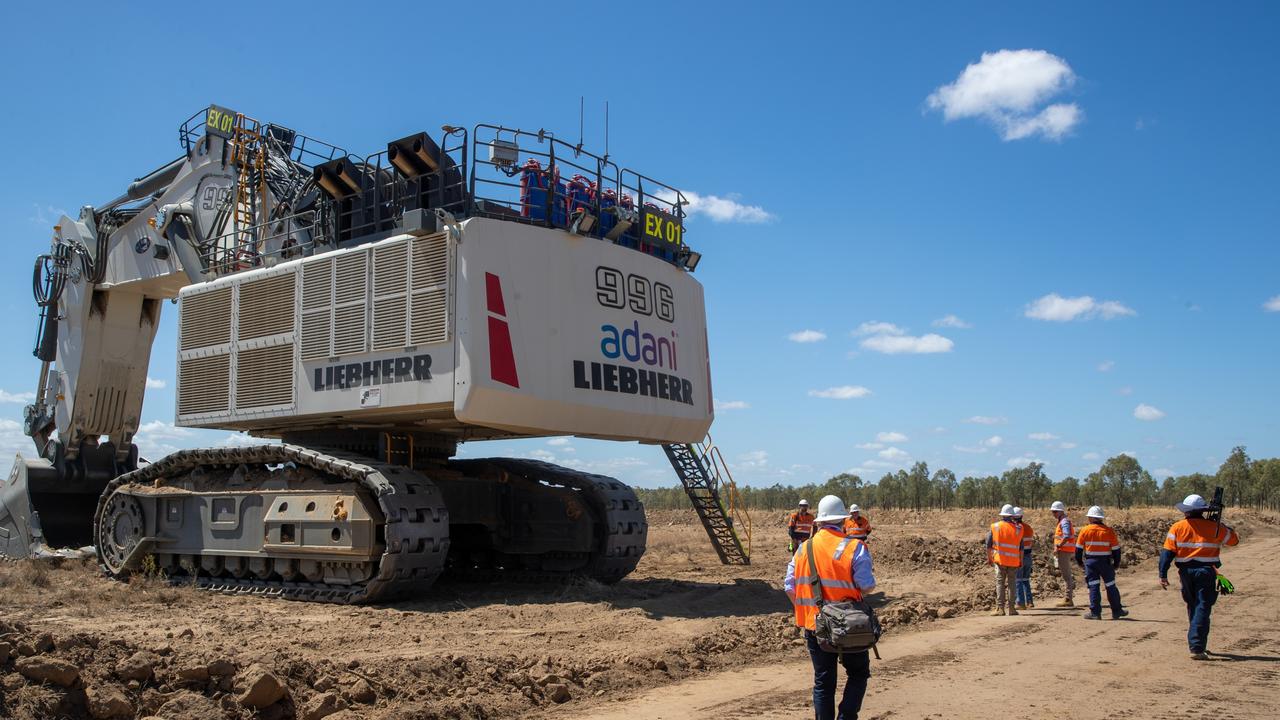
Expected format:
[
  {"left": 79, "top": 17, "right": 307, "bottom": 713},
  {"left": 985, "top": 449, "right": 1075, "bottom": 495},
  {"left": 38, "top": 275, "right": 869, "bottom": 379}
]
[
  {"left": 1083, "top": 557, "right": 1123, "bottom": 617},
  {"left": 805, "top": 631, "right": 870, "bottom": 720},
  {"left": 1179, "top": 565, "right": 1219, "bottom": 653}
]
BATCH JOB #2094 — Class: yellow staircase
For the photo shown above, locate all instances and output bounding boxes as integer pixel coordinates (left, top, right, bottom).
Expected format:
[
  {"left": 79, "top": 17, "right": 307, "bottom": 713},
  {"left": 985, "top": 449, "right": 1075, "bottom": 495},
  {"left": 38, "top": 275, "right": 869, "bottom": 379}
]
[{"left": 661, "top": 434, "right": 751, "bottom": 564}]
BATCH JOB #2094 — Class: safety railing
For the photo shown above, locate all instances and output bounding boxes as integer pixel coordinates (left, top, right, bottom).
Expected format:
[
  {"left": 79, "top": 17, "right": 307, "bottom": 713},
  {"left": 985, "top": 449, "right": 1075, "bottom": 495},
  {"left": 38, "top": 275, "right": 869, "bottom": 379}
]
[{"left": 694, "top": 434, "right": 752, "bottom": 559}]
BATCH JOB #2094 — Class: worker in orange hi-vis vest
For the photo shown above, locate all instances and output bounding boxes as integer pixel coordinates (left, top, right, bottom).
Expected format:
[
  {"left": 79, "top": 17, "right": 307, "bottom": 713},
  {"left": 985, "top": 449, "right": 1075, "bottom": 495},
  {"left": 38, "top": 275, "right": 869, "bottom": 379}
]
[
  {"left": 1074, "top": 506, "right": 1128, "bottom": 620},
  {"left": 787, "top": 499, "right": 815, "bottom": 553},
  {"left": 843, "top": 504, "right": 872, "bottom": 542},
  {"left": 1158, "top": 494, "right": 1240, "bottom": 660},
  {"left": 784, "top": 495, "right": 876, "bottom": 720},
  {"left": 985, "top": 504, "right": 1024, "bottom": 616},
  {"left": 1013, "top": 507, "right": 1035, "bottom": 609},
  {"left": 1050, "top": 501, "right": 1077, "bottom": 607}
]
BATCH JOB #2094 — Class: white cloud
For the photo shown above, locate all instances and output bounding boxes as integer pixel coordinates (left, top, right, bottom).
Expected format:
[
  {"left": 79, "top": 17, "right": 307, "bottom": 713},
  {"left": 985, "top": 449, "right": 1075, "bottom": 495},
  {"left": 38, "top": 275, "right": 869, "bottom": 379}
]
[
  {"left": 680, "top": 190, "right": 773, "bottom": 224},
  {"left": 1024, "top": 293, "right": 1136, "bottom": 321},
  {"left": 855, "top": 321, "right": 905, "bottom": 336},
  {"left": 1265, "top": 295, "right": 1280, "bottom": 312},
  {"left": 932, "top": 314, "right": 971, "bottom": 329},
  {"left": 29, "top": 203, "right": 69, "bottom": 226},
  {"left": 0, "top": 390, "right": 36, "bottom": 404},
  {"left": 145, "top": 377, "right": 167, "bottom": 390},
  {"left": 134, "top": 420, "right": 195, "bottom": 459},
  {"left": 1097, "top": 360, "right": 1115, "bottom": 372},
  {"left": 1006, "top": 455, "right": 1045, "bottom": 468},
  {"left": 1117, "top": 386, "right": 1134, "bottom": 396},
  {"left": 953, "top": 444, "right": 988, "bottom": 454},
  {"left": 855, "top": 442, "right": 884, "bottom": 450},
  {"left": 217, "top": 432, "right": 260, "bottom": 448},
  {"left": 529, "top": 449, "right": 557, "bottom": 461},
  {"left": 876, "top": 431, "right": 908, "bottom": 443},
  {"left": 926, "top": 49, "right": 1083, "bottom": 141},
  {"left": 1154, "top": 468, "right": 1175, "bottom": 477},
  {"left": 1134, "top": 403, "right": 1166, "bottom": 421},
  {"left": 1058, "top": 441, "right": 1078, "bottom": 450},
  {"left": 808, "top": 385, "right": 872, "bottom": 400},
  {"left": 1029, "top": 432, "right": 1059, "bottom": 441},
  {"left": 714, "top": 399, "right": 750, "bottom": 411},
  {"left": 933, "top": 426, "right": 948, "bottom": 433},
  {"left": 878, "top": 447, "right": 910, "bottom": 461},
  {"left": 965, "top": 415, "right": 1007, "bottom": 425},
  {"left": 736, "top": 450, "right": 769, "bottom": 469},
  {"left": 1082, "top": 452, "right": 1101, "bottom": 461},
  {"left": 860, "top": 333, "right": 954, "bottom": 355},
  {"left": 1121, "top": 450, "right": 1138, "bottom": 459},
  {"left": 547, "top": 437, "right": 571, "bottom": 446},
  {"left": 0, "top": 418, "right": 31, "bottom": 461},
  {"left": 983, "top": 435, "right": 1004, "bottom": 448},
  {"left": 788, "top": 329, "right": 827, "bottom": 343}
]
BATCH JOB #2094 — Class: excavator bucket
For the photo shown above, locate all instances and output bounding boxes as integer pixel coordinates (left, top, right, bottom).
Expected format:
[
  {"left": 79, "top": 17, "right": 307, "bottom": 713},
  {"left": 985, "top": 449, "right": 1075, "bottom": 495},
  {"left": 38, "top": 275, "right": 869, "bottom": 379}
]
[{"left": 0, "top": 449, "right": 119, "bottom": 558}]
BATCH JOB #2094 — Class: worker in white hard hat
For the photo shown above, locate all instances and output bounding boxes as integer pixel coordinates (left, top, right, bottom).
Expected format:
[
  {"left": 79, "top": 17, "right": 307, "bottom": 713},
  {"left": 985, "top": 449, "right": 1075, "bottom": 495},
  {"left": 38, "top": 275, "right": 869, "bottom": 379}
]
[
  {"left": 1049, "top": 501, "right": 1077, "bottom": 607},
  {"left": 1012, "top": 507, "right": 1035, "bottom": 609},
  {"left": 843, "top": 503, "right": 872, "bottom": 541},
  {"left": 784, "top": 495, "right": 876, "bottom": 720},
  {"left": 1158, "top": 494, "right": 1240, "bottom": 659},
  {"left": 985, "top": 504, "right": 1025, "bottom": 616},
  {"left": 1074, "top": 506, "right": 1128, "bottom": 620},
  {"left": 787, "top": 499, "right": 815, "bottom": 553}
]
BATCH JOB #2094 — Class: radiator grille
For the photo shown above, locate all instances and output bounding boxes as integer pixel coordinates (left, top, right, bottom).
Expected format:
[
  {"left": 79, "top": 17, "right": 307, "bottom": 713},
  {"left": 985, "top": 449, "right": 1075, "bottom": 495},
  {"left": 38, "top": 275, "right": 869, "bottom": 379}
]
[
  {"left": 235, "top": 344, "right": 294, "bottom": 408},
  {"left": 178, "top": 354, "right": 231, "bottom": 415},
  {"left": 239, "top": 274, "right": 295, "bottom": 340},
  {"left": 180, "top": 287, "right": 232, "bottom": 350}
]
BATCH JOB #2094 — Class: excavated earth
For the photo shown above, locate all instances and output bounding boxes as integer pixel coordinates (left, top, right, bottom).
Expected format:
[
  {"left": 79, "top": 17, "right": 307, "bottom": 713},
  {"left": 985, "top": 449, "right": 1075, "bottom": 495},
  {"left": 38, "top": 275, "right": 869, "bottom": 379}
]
[{"left": 0, "top": 507, "right": 1274, "bottom": 719}]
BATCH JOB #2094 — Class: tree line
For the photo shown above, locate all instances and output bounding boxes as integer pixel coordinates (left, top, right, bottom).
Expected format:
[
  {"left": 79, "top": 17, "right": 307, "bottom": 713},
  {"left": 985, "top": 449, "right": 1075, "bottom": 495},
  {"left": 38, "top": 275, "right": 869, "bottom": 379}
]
[{"left": 635, "top": 446, "right": 1280, "bottom": 512}]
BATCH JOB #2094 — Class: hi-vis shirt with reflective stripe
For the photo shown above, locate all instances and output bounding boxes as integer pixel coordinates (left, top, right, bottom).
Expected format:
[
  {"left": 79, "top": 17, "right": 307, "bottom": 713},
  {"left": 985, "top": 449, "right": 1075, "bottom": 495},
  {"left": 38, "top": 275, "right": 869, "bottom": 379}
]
[
  {"left": 1054, "top": 516, "right": 1077, "bottom": 551},
  {"left": 1019, "top": 522, "right": 1035, "bottom": 551},
  {"left": 1076, "top": 523, "right": 1121, "bottom": 557},
  {"left": 843, "top": 515, "right": 871, "bottom": 540},
  {"left": 1163, "top": 517, "right": 1238, "bottom": 566},
  {"left": 989, "top": 521, "right": 1024, "bottom": 567},
  {"left": 788, "top": 511, "right": 815, "bottom": 536},
  {"left": 792, "top": 530, "right": 864, "bottom": 630}
]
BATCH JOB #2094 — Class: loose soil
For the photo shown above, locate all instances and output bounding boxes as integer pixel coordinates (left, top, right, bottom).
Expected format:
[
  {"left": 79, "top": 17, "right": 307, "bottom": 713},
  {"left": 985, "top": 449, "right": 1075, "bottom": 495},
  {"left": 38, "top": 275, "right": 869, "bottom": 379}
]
[{"left": 0, "top": 508, "right": 1275, "bottom": 719}]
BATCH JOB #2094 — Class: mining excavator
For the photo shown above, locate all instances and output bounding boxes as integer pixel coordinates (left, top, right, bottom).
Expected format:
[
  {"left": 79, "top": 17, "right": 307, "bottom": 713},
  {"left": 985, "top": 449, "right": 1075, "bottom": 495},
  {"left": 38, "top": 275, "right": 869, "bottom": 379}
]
[{"left": 0, "top": 104, "right": 727, "bottom": 602}]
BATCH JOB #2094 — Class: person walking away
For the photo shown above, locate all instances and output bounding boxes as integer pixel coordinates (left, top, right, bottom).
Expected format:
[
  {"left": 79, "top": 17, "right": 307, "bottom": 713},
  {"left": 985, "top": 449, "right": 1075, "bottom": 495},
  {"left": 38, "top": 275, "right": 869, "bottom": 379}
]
[
  {"left": 843, "top": 504, "right": 872, "bottom": 542},
  {"left": 1050, "top": 501, "right": 1077, "bottom": 607},
  {"left": 1158, "top": 494, "right": 1240, "bottom": 660},
  {"left": 788, "top": 500, "right": 815, "bottom": 552},
  {"left": 985, "top": 504, "right": 1024, "bottom": 616},
  {"left": 1013, "top": 507, "right": 1035, "bottom": 609},
  {"left": 784, "top": 495, "right": 876, "bottom": 720},
  {"left": 1074, "top": 506, "right": 1128, "bottom": 620}
]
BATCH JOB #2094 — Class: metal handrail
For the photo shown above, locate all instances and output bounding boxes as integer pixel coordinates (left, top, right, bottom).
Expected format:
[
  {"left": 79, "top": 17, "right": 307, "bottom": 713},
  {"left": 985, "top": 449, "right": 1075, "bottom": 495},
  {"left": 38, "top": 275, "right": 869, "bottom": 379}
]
[{"left": 696, "top": 434, "right": 752, "bottom": 559}]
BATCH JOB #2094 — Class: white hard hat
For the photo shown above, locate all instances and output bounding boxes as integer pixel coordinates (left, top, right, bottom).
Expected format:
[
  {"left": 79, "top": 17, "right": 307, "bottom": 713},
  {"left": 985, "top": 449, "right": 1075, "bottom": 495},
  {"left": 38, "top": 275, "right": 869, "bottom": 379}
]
[
  {"left": 1086, "top": 505, "right": 1106, "bottom": 519},
  {"left": 1050, "top": 501, "right": 1066, "bottom": 512},
  {"left": 848, "top": 504, "right": 861, "bottom": 514},
  {"left": 999, "top": 504, "right": 1016, "bottom": 517},
  {"left": 798, "top": 499, "right": 809, "bottom": 506},
  {"left": 815, "top": 495, "right": 848, "bottom": 524},
  {"left": 1176, "top": 494, "right": 1209, "bottom": 513},
  {"left": 1012, "top": 506, "right": 1024, "bottom": 518}
]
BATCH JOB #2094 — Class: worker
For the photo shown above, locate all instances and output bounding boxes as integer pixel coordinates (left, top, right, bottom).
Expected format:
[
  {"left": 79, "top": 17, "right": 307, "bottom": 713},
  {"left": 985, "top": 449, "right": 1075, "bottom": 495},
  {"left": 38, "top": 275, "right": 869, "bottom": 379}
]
[
  {"left": 784, "top": 495, "right": 876, "bottom": 720},
  {"left": 1013, "top": 507, "right": 1035, "bottom": 609},
  {"left": 1074, "top": 506, "right": 1128, "bottom": 620},
  {"left": 1049, "top": 501, "right": 1077, "bottom": 607},
  {"left": 1158, "top": 494, "right": 1240, "bottom": 660},
  {"left": 985, "top": 504, "right": 1024, "bottom": 616},
  {"left": 843, "top": 504, "right": 872, "bottom": 541},
  {"left": 788, "top": 499, "right": 815, "bottom": 552}
]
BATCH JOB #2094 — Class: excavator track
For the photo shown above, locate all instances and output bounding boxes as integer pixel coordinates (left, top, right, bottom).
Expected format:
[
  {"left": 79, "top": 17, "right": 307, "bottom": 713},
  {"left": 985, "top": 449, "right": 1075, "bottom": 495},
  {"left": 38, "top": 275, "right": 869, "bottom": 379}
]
[
  {"left": 93, "top": 444, "right": 448, "bottom": 604},
  {"left": 451, "top": 458, "right": 647, "bottom": 584}
]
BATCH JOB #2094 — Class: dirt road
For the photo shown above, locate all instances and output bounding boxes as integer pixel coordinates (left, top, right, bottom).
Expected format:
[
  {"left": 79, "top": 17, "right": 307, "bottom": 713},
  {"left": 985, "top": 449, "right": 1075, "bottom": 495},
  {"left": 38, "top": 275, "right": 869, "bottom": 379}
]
[{"left": 571, "top": 534, "right": 1280, "bottom": 720}]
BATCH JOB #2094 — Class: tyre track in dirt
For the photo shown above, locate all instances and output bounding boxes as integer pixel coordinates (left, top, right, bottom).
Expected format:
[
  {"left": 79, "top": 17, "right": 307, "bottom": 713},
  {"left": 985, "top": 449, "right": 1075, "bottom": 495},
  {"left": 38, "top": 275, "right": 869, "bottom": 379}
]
[{"left": 567, "top": 532, "right": 1280, "bottom": 720}]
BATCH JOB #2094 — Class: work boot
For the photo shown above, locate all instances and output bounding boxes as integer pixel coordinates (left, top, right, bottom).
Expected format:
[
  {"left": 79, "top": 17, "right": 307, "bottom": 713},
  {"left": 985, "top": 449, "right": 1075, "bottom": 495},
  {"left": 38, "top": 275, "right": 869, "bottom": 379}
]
[
  {"left": 1015, "top": 603, "right": 1027, "bottom": 610},
  {"left": 1027, "top": 600, "right": 1035, "bottom": 608},
  {"left": 989, "top": 608, "right": 1005, "bottom": 616},
  {"left": 1056, "top": 599, "right": 1074, "bottom": 608},
  {"left": 1190, "top": 652, "right": 1208, "bottom": 661},
  {"left": 1112, "top": 608, "right": 1130, "bottom": 620},
  {"left": 1082, "top": 613, "right": 1102, "bottom": 620},
  {"left": 1008, "top": 609, "right": 1019, "bottom": 616}
]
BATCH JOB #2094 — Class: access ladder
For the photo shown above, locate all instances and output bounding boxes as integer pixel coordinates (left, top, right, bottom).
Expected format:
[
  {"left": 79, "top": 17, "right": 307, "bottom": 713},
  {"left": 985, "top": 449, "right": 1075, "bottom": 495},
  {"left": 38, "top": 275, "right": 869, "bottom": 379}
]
[{"left": 662, "top": 436, "right": 751, "bottom": 565}]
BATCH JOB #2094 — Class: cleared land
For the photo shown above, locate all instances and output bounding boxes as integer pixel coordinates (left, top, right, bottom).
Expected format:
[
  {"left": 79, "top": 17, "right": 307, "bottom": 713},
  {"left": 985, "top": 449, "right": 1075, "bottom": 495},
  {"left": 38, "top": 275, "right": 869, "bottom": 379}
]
[{"left": 0, "top": 508, "right": 1275, "bottom": 719}]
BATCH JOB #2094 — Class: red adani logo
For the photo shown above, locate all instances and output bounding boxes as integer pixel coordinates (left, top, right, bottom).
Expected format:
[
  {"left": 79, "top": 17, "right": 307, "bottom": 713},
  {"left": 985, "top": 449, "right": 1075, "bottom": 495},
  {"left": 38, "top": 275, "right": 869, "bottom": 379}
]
[{"left": 485, "top": 272, "right": 520, "bottom": 388}]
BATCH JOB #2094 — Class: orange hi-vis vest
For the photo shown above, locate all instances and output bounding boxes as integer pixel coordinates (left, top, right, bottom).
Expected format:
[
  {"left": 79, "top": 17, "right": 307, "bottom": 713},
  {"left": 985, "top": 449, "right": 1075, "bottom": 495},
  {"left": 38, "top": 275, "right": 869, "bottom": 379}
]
[
  {"left": 1163, "top": 517, "right": 1238, "bottom": 566},
  {"left": 792, "top": 529, "right": 864, "bottom": 630},
  {"left": 1054, "top": 516, "right": 1077, "bottom": 551},
  {"left": 1077, "top": 523, "right": 1121, "bottom": 558},
  {"left": 989, "top": 520, "right": 1024, "bottom": 567},
  {"left": 788, "top": 511, "right": 814, "bottom": 536},
  {"left": 1019, "top": 522, "right": 1034, "bottom": 551},
  {"left": 843, "top": 515, "right": 871, "bottom": 540}
]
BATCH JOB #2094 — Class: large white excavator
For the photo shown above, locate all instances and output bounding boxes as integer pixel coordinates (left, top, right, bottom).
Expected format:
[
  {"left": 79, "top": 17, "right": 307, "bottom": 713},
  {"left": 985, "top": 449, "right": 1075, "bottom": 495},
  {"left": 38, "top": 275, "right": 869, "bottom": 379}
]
[{"left": 0, "top": 105, "right": 715, "bottom": 602}]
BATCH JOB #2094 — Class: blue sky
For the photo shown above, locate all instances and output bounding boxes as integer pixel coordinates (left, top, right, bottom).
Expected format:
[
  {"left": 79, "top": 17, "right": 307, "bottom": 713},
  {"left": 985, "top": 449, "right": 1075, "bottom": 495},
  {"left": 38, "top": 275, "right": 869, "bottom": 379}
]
[{"left": 2, "top": 1, "right": 1277, "bottom": 488}]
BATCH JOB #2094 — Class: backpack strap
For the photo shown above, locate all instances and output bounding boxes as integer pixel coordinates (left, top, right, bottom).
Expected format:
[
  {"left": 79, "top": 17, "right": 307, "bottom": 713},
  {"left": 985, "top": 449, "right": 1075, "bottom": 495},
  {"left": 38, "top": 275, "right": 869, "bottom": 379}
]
[{"left": 805, "top": 534, "right": 826, "bottom": 608}]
